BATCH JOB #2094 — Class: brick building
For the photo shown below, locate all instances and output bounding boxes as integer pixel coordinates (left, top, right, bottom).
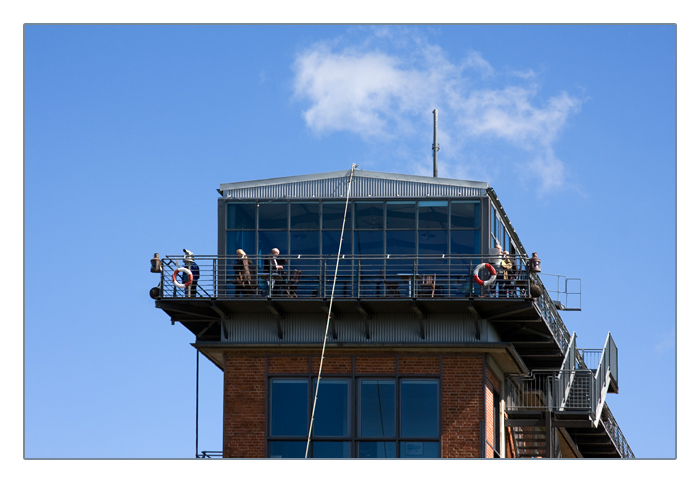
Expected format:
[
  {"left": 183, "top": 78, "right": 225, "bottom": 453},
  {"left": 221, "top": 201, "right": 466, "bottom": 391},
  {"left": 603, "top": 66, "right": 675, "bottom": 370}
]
[{"left": 152, "top": 169, "right": 633, "bottom": 458}]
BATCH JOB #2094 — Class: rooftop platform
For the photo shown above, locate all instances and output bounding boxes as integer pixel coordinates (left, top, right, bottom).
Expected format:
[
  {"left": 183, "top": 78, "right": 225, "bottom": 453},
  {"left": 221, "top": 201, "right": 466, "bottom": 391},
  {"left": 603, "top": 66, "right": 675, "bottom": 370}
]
[{"left": 152, "top": 254, "right": 572, "bottom": 371}]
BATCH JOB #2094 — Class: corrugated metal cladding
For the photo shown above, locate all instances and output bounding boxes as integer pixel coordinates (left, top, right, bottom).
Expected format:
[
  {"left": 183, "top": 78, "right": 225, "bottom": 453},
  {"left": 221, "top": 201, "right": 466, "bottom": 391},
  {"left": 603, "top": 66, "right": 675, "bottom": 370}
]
[
  {"left": 222, "top": 176, "right": 486, "bottom": 200},
  {"left": 222, "top": 312, "right": 497, "bottom": 344}
]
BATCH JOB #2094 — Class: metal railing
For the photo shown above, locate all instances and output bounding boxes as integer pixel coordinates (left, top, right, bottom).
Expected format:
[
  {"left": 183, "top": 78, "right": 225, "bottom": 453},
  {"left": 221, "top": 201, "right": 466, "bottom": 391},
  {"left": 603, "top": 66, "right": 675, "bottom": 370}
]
[
  {"left": 505, "top": 332, "right": 631, "bottom": 458},
  {"left": 601, "top": 407, "right": 635, "bottom": 458},
  {"left": 156, "top": 253, "right": 540, "bottom": 301},
  {"left": 531, "top": 273, "right": 573, "bottom": 353},
  {"left": 505, "top": 370, "right": 594, "bottom": 413},
  {"left": 197, "top": 450, "right": 223, "bottom": 458}
]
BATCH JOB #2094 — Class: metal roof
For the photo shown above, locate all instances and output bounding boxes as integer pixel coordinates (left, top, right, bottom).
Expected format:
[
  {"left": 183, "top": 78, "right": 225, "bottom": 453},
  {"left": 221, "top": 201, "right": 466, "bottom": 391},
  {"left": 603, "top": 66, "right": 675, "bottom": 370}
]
[{"left": 219, "top": 170, "right": 489, "bottom": 200}]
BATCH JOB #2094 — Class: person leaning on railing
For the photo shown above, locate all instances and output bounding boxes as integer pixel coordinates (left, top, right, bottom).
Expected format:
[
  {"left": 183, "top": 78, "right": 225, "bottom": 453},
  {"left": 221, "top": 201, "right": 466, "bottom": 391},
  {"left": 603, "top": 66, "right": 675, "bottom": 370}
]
[{"left": 501, "top": 251, "right": 513, "bottom": 297}]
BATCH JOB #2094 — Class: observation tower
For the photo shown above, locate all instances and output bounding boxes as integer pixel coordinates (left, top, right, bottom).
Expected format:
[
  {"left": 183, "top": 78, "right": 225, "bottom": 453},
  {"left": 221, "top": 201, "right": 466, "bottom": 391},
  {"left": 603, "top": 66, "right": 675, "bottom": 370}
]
[{"left": 151, "top": 168, "right": 633, "bottom": 458}]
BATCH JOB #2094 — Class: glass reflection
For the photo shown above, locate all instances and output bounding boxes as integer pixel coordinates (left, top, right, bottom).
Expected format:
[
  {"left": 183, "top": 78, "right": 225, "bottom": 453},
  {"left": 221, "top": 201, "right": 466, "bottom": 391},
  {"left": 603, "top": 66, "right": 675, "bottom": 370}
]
[
  {"left": 259, "top": 202, "right": 288, "bottom": 230},
  {"left": 227, "top": 202, "right": 256, "bottom": 230},
  {"left": 322, "top": 202, "right": 352, "bottom": 230},
  {"left": 418, "top": 201, "right": 448, "bottom": 229},
  {"left": 290, "top": 202, "right": 320, "bottom": 230},
  {"left": 355, "top": 202, "right": 384, "bottom": 230},
  {"left": 359, "top": 442, "right": 397, "bottom": 458},
  {"left": 399, "top": 441, "right": 440, "bottom": 458},
  {"left": 451, "top": 201, "right": 480, "bottom": 229},
  {"left": 359, "top": 380, "right": 396, "bottom": 437},
  {"left": 270, "top": 380, "right": 308, "bottom": 437},
  {"left": 312, "top": 441, "right": 351, "bottom": 458},
  {"left": 400, "top": 380, "right": 439, "bottom": 438},
  {"left": 269, "top": 441, "right": 306, "bottom": 458},
  {"left": 313, "top": 379, "right": 350, "bottom": 437},
  {"left": 386, "top": 201, "right": 415, "bottom": 229}
]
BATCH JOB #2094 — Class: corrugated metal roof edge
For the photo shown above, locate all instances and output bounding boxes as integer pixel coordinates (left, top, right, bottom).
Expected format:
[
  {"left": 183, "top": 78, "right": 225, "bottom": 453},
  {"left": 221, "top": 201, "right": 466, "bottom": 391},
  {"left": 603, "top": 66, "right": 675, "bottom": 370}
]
[{"left": 218, "top": 170, "right": 489, "bottom": 194}]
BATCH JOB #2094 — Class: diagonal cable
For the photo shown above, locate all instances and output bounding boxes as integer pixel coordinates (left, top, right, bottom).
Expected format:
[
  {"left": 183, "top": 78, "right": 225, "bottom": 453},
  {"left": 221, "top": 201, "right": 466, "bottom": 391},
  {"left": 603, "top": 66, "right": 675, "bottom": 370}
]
[{"left": 305, "top": 163, "right": 357, "bottom": 458}]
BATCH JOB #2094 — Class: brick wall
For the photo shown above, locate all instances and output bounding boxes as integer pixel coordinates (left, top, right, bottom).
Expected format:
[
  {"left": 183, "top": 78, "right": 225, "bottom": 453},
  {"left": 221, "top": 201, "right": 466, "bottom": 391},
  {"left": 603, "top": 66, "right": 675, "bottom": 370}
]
[
  {"left": 441, "top": 354, "right": 485, "bottom": 458},
  {"left": 222, "top": 350, "right": 496, "bottom": 458},
  {"left": 223, "top": 352, "right": 266, "bottom": 458}
]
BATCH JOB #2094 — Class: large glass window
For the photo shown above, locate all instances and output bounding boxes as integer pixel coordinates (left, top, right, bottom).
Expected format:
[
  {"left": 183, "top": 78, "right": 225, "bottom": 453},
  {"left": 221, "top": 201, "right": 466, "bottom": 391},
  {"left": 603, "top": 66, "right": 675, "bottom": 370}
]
[
  {"left": 322, "top": 201, "right": 352, "bottom": 230},
  {"left": 268, "top": 377, "right": 440, "bottom": 458},
  {"left": 227, "top": 202, "right": 256, "bottom": 229},
  {"left": 258, "top": 231, "right": 288, "bottom": 257},
  {"left": 355, "top": 202, "right": 384, "bottom": 230},
  {"left": 290, "top": 202, "right": 320, "bottom": 230},
  {"left": 418, "top": 201, "right": 448, "bottom": 230},
  {"left": 386, "top": 201, "right": 416, "bottom": 230},
  {"left": 224, "top": 198, "right": 486, "bottom": 285},
  {"left": 358, "top": 380, "right": 396, "bottom": 438},
  {"left": 451, "top": 201, "right": 480, "bottom": 229},
  {"left": 270, "top": 379, "right": 309, "bottom": 437},
  {"left": 313, "top": 379, "right": 350, "bottom": 437},
  {"left": 355, "top": 231, "right": 383, "bottom": 256},
  {"left": 290, "top": 231, "right": 320, "bottom": 255},
  {"left": 386, "top": 230, "right": 415, "bottom": 255},
  {"left": 259, "top": 202, "right": 288, "bottom": 230},
  {"left": 400, "top": 380, "right": 439, "bottom": 438},
  {"left": 268, "top": 376, "right": 440, "bottom": 458}
]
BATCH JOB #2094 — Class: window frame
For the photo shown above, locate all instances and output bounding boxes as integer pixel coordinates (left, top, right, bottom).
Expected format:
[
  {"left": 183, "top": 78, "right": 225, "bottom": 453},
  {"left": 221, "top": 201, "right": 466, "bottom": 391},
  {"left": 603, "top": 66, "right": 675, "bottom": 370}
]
[{"left": 266, "top": 374, "right": 442, "bottom": 458}]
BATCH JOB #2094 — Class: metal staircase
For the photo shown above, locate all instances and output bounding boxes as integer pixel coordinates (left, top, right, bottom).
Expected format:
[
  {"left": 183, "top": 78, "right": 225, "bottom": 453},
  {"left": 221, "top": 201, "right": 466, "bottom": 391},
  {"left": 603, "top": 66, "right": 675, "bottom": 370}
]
[{"left": 504, "top": 332, "right": 626, "bottom": 458}]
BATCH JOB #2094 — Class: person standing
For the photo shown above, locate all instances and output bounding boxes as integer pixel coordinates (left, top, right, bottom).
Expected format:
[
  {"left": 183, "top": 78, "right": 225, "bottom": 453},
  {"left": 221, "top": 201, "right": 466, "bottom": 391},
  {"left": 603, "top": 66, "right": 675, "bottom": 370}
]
[
  {"left": 183, "top": 249, "right": 199, "bottom": 297},
  {"left": 265, "top": 248, "right": 284, "bottom": 296},
  {"left": 501, "top": 251, "right": 513, "bottom": 297},
  {"left": 233, "top": 249, "right": 252, "bottom": 295}
]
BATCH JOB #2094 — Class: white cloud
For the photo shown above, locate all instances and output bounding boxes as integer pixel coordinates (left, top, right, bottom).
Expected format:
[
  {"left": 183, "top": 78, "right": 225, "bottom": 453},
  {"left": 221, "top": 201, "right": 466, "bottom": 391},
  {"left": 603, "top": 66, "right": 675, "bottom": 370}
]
[{"left": 292, "top": 32, "right": 582, "bottom": 194}]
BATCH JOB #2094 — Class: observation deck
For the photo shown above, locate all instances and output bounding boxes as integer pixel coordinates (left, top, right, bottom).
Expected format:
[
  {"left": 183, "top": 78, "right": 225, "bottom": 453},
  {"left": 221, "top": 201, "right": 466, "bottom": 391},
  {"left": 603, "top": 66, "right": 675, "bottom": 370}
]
[{"left": 153, "top": 253, "right": 573, "bottom": 370}]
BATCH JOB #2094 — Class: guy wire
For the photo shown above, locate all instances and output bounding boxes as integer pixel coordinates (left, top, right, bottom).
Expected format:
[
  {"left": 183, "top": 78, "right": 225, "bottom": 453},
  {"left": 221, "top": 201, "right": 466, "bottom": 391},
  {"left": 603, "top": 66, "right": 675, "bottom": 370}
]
[{"left": 305, "top": 163, "right": 358, "bottom": 458}]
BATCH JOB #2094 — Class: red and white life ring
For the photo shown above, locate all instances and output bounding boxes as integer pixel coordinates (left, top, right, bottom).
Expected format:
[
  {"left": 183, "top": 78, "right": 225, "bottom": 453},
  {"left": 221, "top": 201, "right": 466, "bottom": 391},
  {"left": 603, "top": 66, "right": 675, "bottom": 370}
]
[
  {"left": 473, "top": 263, "right": 497, "bottom": 286},
  {"left": 173, "top": 267, "right": 193, "bottom": 288}
]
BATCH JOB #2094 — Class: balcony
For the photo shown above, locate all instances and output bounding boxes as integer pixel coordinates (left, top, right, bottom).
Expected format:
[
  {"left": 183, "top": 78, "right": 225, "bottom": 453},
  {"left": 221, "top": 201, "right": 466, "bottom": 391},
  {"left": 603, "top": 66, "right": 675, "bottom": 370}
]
[
  {"left": 154, "top": 253, "right": 541, "bottom": 300},
  {"left": 151, "top": 254, "right": 573, "bottom": 366}
]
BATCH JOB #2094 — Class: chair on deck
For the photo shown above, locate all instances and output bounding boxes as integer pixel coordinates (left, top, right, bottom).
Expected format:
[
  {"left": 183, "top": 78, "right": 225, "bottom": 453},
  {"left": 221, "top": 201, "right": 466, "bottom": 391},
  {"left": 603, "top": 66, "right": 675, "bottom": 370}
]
[
  {"left": 380, "top": 270, "right": 400, "bottom": 297},
  {"left": 285, "top": 269, "right": 302, "bottom": 297},
  {"left": 420, "top": 274, "right": 436, "bottom": 298}
]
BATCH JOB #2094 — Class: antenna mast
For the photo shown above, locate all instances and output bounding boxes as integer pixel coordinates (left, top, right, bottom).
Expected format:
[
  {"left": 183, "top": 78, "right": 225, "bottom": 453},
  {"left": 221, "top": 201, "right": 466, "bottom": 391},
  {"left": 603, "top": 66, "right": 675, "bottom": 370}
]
[{"left": 432, "top": 109, "right": 439, "bottom": 177}]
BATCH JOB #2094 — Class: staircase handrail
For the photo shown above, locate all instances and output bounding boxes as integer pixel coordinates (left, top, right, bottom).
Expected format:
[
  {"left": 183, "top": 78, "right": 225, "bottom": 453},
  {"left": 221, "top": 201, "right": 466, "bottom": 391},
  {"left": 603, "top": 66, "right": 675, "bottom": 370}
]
[
  {"left": 591, "top": 332, "right": 618, "bottom": 427},
  {"left": 556, "top": 333, "right": 577, "bottom": 410}
]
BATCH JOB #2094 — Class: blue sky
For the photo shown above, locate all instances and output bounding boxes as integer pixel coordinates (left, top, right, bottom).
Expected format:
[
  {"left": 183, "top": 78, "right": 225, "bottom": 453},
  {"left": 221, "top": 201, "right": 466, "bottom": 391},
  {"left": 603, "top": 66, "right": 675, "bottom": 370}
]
[{"left": 18, "top": 20, "right": 683, "bottom": 468}]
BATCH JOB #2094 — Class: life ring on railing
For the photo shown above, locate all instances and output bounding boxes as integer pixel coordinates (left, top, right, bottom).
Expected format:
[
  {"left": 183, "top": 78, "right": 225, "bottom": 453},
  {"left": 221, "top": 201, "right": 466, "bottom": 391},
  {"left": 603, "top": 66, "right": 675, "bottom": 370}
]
[
  {"left": 173, "top": 267, "right": 193, "bottom": 288},
  {"left": 473, "top": 263, "right": 497, "bottom": 286}
]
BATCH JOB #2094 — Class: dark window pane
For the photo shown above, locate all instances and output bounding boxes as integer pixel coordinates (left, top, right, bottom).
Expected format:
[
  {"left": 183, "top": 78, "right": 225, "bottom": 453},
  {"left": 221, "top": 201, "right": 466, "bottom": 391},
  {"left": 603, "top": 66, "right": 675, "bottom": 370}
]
[
  {"left": 399, "top": 441, "right": 440, "bottom": 458},
  {"left": 418, "top": 230, "right": 448, "bottom": 255},
  {"left": 290, "top": 202, "right": 320, "bottom": 230},
  {"left": 355, "top": 231, "right": 384, "bottom": 255},
  {"left": 269, "top": 441, "right": 307, "bottom": 458},
  {"left": 290, "top": 231, "right": 320, "bottom": 255},
  {"left": 451, "top": 201, "right": 480, "bottom": 229},
  {"left": 359, "top": 380, "right": 396, "bottom": 438},
  {"left": 355, "top": 202, "right": 384, "bottom": 230},
  {"left": 359, "top": 442, "right": 397, "bottom": 458},
  {"left": 259, "top": 202, "right": 288, "bottom": 230},
  {"left": 450, "top": 230, "right": 480, "bottom": 256},
  {"left": 400, "top": 380, "right": 439, "bottom": 438},
  {"left": 322, "top": 202, "right": 352, "bottom": 230},
  {"left": 270, "top": 380, "right": 308, "bottom": 437},
  {"left": 312, "top": 441, "right": 351, "bottom": 458},
  {"left": 313, "top": 379, "right": 350, "bottom": 437},
  {"left": 386, "top": 202, "right": 415, "bottom": 230},
  {"left": 226, "top": 231, "right": 256, "bottom": 258},
  {"left": 322, "top": 231, "right": 351, "bottom": 255},
  {"left": 227, "top": 202, "right": 256, "bottom": 230},
  {"left": 418, "top": 201, "right": 448, "bottom": 229},
  {"left": 386, "top": 231, "right": 415, "bottom": 255},
  {"left": 259, "top": 231, "right": 288, "bottom": 256}
]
